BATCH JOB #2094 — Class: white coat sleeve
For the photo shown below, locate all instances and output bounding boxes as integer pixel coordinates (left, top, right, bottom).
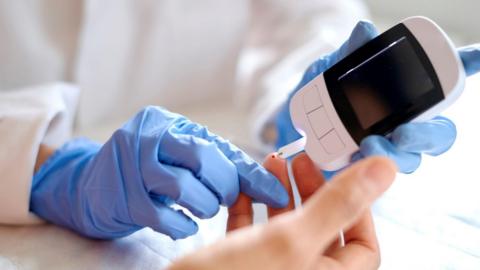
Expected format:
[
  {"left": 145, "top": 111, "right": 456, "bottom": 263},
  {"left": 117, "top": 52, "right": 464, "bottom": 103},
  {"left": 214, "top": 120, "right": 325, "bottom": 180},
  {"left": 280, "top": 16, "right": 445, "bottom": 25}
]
[
  {"left": 236, "top": 0, "right": 369, "bottom": 152},
  {"left": 0, "top": 83, "right": 79, "bottom": 224}
]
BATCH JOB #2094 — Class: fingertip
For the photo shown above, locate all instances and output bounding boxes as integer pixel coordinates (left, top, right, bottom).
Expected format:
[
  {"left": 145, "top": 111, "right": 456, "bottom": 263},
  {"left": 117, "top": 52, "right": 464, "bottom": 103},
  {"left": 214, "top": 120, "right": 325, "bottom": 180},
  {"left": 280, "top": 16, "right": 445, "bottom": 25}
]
[
  {"left": 429, "top": 117, "right": 457, "bottom": 155},
  {"left": 392, "top": 117, "right": 457, "bottom": 156},
  {"left": 399, "top": 155, "right": 421, "bottom": 174},
  {"left": 196, "top": 201, "right": 220, "bottom": 219},
  {"left": 350, "top": 157, "right": 398, "bottom": 199},
  {"left": 459, "top": 45, "right": 480, "bottom": 76},
  {"left": 291, "top": 152, "right": 314, "bottom": 171},
  {"left": 237, "top": 153, "right": 290, "bottom": 209},
  {"left": 270, "top": 181, "right": 290, "bottom": 208},
  {"left": 152, "top": 208, "right": 199, "bottom": 240},
  {"left": 352, "top": 20, "right": 379, "bottom": 39},
  {"left": 381, "top": 156, "right": 398, "bottom": 172},
  {"left": 263, "top": 153, "right": 291, "bottom": 208},
  {"left": 263, "top": 152, "right": 287, "bottom": 170},
  {"left": 332, "top": 157, "right": 397, "bottom": 205},
  {"left": 173, "top": 211, "right": 199, "bottom": 239},
  {"left": 433, "top": 115, "right": 456, "bottom": 128},
  {"left": 356, "top": 20, "right": 377, "bottom": 31},
  {"left": 343, "top": 156, "right": 397, "bottom": 183},
  {"left": 365, "top": 156, "right": 398, "bottom": 182},
  {"left": 262, "top": 172, "right": 291, "bottom": 209},
  {"left": 240, "top": 171, "right": 290, "bottom": 209},
  {"left": 169, "top": 222, "right": 198, "bottom": 240}
]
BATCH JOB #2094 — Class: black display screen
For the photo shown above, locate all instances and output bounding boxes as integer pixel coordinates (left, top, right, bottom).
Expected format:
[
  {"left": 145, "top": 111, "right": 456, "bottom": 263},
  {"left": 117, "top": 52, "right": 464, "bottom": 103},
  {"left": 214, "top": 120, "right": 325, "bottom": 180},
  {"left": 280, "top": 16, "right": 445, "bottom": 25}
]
[
  {"left": 324, "top": 24, "right": 444, "bottom": 144},
  {"left": 339, "top": 37, "right": 434, "bottom": 129}
]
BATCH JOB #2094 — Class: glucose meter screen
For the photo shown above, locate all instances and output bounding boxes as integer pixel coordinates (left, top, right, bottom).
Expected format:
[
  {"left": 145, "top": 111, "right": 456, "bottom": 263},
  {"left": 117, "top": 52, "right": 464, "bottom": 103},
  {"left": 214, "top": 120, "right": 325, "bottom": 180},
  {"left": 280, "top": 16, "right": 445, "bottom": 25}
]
[{"left": 338, "top": 37, "right": 434, "bottom": 130}]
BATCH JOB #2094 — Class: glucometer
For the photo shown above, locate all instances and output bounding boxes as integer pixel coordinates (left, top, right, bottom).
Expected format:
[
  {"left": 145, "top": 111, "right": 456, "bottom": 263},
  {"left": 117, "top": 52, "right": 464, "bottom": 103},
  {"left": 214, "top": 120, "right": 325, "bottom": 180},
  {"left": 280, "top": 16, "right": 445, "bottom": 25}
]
[{"left": 279, "top": 16, "right": 466, "bottom": 171}]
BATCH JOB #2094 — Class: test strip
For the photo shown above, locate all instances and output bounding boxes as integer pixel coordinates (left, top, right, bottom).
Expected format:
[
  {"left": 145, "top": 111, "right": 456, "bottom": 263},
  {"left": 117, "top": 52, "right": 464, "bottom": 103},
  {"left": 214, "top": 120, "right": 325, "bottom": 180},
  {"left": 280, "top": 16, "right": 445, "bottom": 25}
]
[
  {"left": 339, "top": 230, "right": 345, "bottom": 247},
  {"left": 277, "top": 137, "right": 306, "bottom": 159}
]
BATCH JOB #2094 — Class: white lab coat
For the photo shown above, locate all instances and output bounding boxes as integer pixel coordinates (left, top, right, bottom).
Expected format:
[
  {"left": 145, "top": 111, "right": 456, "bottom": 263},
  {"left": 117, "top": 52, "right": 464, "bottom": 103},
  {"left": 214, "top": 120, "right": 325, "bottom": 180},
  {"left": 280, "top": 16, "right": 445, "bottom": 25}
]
[{"left": 0, "top": 0, "right": 367, "bottom": 224}]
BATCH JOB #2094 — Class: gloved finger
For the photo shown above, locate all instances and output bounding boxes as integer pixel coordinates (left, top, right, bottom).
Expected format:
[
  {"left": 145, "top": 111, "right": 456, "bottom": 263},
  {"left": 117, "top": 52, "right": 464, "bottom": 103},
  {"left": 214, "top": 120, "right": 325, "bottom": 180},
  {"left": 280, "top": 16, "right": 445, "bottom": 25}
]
[
  {"left": 145, "top": 205, "right": 198, "bottom": 240},
  {"left": 391, "top": 116, "right": 456, "bottom": 156},
  {"left": 332, "top": 20, "right": 379, "bottom": 64},
  {"left": 298, "top": 157, "right": 396, "bottom": 253},
  {"left": 458, "top": 44, "right": 480, "bottom": 76},
  {"left": 215, "top": 139, "right": 290, "bottom": 208},
  {"left": 145, "top": 164, "right": 220, "bottom": 219},
  {"left": 159, "top": 129, "right": 239, "bottom": 206},
  {"left": 171, "top": 121, "right": 289, "bottom": 208},
  {"left": 264, "top": 153, "right": 295, "bottom": 218},
  {"left": 359, "top": 135, "right": 421, "bottom": 174}
]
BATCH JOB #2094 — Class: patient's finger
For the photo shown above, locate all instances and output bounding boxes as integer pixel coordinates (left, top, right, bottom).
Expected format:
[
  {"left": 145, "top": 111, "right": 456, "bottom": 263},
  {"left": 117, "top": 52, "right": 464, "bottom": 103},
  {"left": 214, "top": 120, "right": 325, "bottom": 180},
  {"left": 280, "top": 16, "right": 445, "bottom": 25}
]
[
  {"left": 291, "top": 153, "right": 326, "bottom": 203},
  {"left": 227, "top": 193, "right": 253, "bottom": 232},
  {"left": 342, "top": 211, "right": 378, "bottom": 250},
  {"left": 264, "top": 153, "right": 295, "bottom": 218},
  {"left": 323, "top": 211, "right": 380, "bottom": 270},
  {"left": 297, "top": 157, "right": 396, "bottom": 253}
]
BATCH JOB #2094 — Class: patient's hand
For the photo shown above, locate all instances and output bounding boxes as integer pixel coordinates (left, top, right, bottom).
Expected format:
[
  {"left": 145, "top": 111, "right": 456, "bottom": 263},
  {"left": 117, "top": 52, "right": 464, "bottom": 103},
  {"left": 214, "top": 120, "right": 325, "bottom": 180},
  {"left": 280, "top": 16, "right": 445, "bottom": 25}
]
[{"left": 169, "top": 154, "right": 396, "bottom": 270}]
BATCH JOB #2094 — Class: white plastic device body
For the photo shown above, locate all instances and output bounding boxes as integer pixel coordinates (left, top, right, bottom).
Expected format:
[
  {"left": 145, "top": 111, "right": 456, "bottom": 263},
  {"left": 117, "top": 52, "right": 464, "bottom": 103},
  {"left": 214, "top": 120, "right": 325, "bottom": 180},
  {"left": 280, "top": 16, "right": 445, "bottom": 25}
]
[{"left": 288, "top": 16, "right": 466, "bottom": 171}]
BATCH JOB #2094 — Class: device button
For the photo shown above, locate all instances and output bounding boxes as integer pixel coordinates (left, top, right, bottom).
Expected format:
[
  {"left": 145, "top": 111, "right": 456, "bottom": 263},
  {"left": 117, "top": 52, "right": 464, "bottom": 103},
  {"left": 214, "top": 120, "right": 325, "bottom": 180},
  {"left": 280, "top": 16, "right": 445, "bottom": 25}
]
[
  {"left": 307, "top": 107, "right": 332, "bottom": 139},
  {"left": 303, "top": 85, "right": 322, "bottom": 113},
  {"left": 320, "top": 130, "right": 345, "bottom": 154}
]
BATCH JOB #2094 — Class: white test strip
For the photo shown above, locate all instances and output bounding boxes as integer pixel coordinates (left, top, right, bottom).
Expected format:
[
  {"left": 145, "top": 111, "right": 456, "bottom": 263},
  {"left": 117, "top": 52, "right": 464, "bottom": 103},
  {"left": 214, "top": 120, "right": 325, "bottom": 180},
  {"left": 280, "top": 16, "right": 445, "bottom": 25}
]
[
  {"left": 339, "top": 230, "right": 345, "bottom": 247},
  {"left": 277, "top": 137, "right": 307, "bottom": 159}
]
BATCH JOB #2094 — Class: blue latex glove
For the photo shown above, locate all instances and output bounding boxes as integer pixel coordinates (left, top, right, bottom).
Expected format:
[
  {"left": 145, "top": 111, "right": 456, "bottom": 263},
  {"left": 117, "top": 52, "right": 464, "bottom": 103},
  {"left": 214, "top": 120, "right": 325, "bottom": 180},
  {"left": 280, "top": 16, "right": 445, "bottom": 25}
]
[
  {"left": 276, "top": 21, "right": 480, "bottom": 174},
  {"left": 31, "top": 106, "right": 289, "bottom": 240}
]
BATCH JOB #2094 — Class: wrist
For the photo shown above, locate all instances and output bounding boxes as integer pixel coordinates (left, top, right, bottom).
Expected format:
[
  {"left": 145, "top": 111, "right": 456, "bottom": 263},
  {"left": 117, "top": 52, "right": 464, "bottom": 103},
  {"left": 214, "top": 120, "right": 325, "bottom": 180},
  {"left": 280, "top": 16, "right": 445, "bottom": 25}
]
[
  {"left": 30, "top": 138, "right": 102, "bottom": 235},
  {"left": 33, "top": 138, "right": 101, "bottom": 179},
  {"left": 34, "top": 144, "right": 56, "bottom": 173}
]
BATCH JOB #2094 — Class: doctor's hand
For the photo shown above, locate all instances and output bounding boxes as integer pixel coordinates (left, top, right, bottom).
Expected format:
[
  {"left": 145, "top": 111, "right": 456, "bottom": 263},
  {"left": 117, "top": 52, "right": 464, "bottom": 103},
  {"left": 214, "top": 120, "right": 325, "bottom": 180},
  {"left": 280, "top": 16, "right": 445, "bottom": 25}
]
[
  {"left": 31, "top": 106, "right": 288, "bottom": 240},
  {"left": 169, "top": 154, "right": 396, "bottom": 270},
  {"left": 276, "top": 21, "right": 480, "bottom": 174}
]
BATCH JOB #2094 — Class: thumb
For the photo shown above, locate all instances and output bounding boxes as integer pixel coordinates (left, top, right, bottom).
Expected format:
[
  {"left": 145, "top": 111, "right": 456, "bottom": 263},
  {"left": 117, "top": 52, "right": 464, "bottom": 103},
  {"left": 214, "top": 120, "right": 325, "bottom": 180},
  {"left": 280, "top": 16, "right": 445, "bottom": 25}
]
[{"left": 297, "top": 157, "right": 397, "bottom": 252}]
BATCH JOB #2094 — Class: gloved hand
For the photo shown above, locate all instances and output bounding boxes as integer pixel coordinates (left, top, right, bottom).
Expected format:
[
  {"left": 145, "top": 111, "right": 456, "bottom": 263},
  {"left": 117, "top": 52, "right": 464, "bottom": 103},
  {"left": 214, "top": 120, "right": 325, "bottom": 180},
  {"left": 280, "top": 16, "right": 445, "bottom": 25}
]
[
  {"left": 31, "top": 106, "right": 289, "bottom": 240},
  {"left": 276, "top": 21, "right": 480, "bottom": 174}
]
